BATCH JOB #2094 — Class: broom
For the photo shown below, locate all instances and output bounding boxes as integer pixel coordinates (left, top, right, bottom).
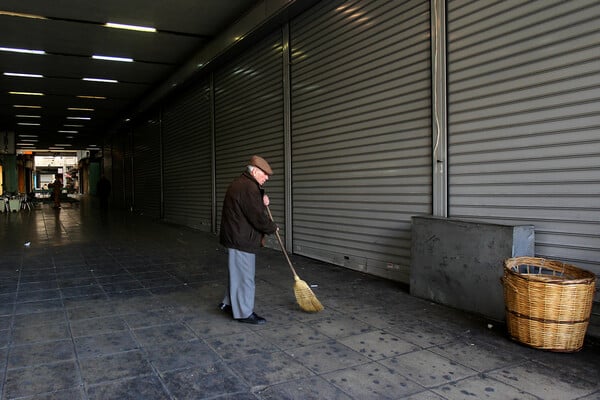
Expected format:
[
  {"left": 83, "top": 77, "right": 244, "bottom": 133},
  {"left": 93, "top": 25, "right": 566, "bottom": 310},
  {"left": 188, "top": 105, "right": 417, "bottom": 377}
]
[{"left": 266, "top": 206, "right": 324, "bottom": 313}]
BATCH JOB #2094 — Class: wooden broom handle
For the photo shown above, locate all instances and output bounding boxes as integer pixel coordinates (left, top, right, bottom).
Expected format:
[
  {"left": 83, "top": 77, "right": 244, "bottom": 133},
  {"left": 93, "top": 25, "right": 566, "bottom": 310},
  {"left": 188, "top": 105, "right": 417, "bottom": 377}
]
[{"left": 266, "top": 206, "right": 299, "bottom": 278}]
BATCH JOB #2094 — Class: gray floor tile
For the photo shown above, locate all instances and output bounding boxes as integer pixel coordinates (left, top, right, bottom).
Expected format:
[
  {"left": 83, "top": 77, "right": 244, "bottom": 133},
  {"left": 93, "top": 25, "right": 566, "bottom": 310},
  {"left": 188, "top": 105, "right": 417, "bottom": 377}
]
[
  {"left": 379, "top": 349, "right": 478, "bottom": 388},
  {"left": 11, "top": 322, "right": 70, "bottom": 346},
  {"left": 69, "top": 315, "right": 127, "bottom": 337},
  {"left": 255, "top": 376, "right": 353, "bottom": 400},
  {"left": 87, "top": 375, "right": 170, "bottom": 400},
  {"left": 432, "top": 374, "right": 537, "bottom": 400},
  {"left": 73, "top": 331, "right": 139, "bottom": 359},
  {"left": 162, "top": 362, "right": 249, "bottom": 399},
  {"left": 206, "top": 330, "right": 280, "bottom": 361},
  {"left": 256, "top": 321, "right": 332, "bottom": 349},
  {"left": 487, "top": 360, "right": 599, "bottom": 400},
  {"left": 339, "top": 329, "right": 421, "bottom": 361},
  {"left": 79, "top": 350, "right": 153, "bottom": 385},
  {"left": 323, "top": 361, "right": 425, "bottom": 399},
  {"left": 7, "top": 339, "right": 75, "bottom": 369},
  {"left": 145, "top": 339, "right": 221, "bottom": 373},
  {"left": 227, "top": 351, "right": 314, "bottom": 387},
  {"left": 4, "top": 360, "right": 80, "bottom": 398},
  {"left": 285, "top": 340, "right": 370, "bottom": 374}
]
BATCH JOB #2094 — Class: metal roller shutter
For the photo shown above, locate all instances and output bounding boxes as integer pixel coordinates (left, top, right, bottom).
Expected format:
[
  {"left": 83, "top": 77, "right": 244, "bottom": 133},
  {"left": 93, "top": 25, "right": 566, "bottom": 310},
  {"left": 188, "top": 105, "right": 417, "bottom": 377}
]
[
  {"left": 110, "top": 134, "right": 126, "bottom": 209},
  {"left": 123, "top": 131, "right": 134, "bottom": 210},
  {"left": 162, "top": 83, "right": 213, "bottom": 231},
  {"left": 132, "top": 112, "right": 161, "bottom": 219},
  {"left": 214, "top": 30, "right": 285, "bottom": 247},
  {"left": 447, "top": 0, "right": 600, "bottom": 281},
  {"left": 290, "top": 0, "right": 432, "bottom": 282}
]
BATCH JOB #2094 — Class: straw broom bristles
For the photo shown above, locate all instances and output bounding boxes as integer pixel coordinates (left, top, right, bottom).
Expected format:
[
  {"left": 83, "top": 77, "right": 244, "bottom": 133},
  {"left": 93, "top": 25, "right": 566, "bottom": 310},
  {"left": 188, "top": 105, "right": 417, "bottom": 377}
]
[
  {"left": 267, "top": 206, "right": 324, "bottom": 313},
  {"left": 293, "top": 275, "right": 324, "bottom": 312}
]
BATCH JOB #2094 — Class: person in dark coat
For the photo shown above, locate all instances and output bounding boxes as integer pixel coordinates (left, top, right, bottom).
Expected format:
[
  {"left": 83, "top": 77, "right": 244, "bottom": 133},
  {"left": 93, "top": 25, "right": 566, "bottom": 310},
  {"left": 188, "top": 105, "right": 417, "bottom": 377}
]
[
  {"left": 219, "top": 155, "right": 278, "bottom": 324},
  {"left": 97, "top": 175, "right": 111, "bottom": 210}
]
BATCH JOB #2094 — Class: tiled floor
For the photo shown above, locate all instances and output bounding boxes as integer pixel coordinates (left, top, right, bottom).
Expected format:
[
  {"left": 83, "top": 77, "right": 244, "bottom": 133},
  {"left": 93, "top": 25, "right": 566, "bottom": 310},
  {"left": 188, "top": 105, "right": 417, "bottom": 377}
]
[{"left": 0, "top": 198, "right": 599, "bottom": 400}]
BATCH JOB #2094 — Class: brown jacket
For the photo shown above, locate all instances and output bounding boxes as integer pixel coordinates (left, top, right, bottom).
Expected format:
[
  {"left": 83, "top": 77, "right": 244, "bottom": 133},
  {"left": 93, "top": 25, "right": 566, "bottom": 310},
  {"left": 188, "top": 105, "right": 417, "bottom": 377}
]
[{"left": 219, "top": 171, "right": 277, "bottom": 253}]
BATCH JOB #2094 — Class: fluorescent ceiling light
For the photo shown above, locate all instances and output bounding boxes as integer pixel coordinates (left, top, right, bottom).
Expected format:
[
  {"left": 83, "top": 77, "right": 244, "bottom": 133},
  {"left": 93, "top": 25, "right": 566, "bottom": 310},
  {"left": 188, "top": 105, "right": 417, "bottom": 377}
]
[
  {"left": 17, "top": 143, "right": 35, "bottom": 146},
  {"left": 49, "top": 147, "right": 65, "bottom": 150},
  {"left": 17, "top": 122, "right": 41, "bottom": 126},
  {"left": 67, "top": 116, "right": 91, "bottom": 120},
  {"left": 0, "top": 11, "right": 46, "bottom": 19},
  {"left": 9, "top": 91, "right": 44, "bottom": 96},
  {"left": 14, "top": 105, "right": 42, "bottom": 108},
  {"left": 64, "top": 124, "right": 84, "bottom": 127},
  {"left": 83, "top": 77, "right": 118, "bottom": 83},
  {"left": 105, "top": 22, "right": 156, "bottom": 32},
  {"left": 92, "top": 54, "right": 133, "bottom": 63},
  {"left": 77, "top": 95, "right": 106, "bottom": 99},
  {"left": 58, "top": 130, "right": 78, "bottom": 133},
  {"left": 54, "top": 144, "right": 72, "bottom": 147},
  {"left": 21, "top": 139, "right": 38, "bottom": 142},
  {"left": 4, "top": 72, "right": 44, "bottom": 78},
  {"left": 18, "top": 134, "right": 38, "bottom": 138},
  {"left": 0, "top": 46, "right": 45, "bottom": 55},
  {"left": 16, "top": 115, "right": 41, "bottom": 118},
  {"left": 68, "top": 107, "right": 94, "bottom": 111}
]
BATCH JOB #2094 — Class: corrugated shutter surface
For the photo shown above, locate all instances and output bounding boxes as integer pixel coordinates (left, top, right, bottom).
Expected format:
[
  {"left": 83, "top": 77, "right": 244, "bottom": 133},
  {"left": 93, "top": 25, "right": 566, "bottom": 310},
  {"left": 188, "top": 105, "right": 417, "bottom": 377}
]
[
  {"left": 123, "top": 132, "right": 134, "bottom": 209},
  {"left": 162, "top": 83, "right": 213, "bottom": 231},
  {"left": 132, "top": 113, "right": 161, "bottom": 219},
  {"left": 447, "top": 0, "right": 600, "bottom": 281},
  {"left": 214, "top": 30, "right": 285, "bottom": 247},
  {"left": 110, "top": 134, "right": 125, "bottom": 209},
  {"left": 290, "top": 0, "right": 432, "bottom": 281}
]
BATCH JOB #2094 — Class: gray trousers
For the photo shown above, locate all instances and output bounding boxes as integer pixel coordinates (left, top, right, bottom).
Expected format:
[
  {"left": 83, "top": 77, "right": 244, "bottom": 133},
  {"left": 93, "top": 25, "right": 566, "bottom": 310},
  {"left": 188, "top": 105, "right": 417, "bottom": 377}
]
[{"left": 222, "top": 248, "right": 255, "bottom": 319}]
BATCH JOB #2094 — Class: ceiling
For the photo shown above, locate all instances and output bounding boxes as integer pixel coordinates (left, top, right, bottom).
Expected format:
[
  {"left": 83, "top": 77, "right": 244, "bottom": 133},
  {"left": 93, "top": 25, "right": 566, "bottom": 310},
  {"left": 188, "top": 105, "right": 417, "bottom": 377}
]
[{"left": 0, "top": 0, "right": 258, "bottom": 153}]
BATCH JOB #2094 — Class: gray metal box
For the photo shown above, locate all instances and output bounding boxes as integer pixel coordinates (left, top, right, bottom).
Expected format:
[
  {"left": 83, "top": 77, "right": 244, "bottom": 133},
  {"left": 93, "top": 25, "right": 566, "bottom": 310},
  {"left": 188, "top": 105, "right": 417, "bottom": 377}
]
[{"left": 410, "top": 216, "right": 535, "bottom": 321}]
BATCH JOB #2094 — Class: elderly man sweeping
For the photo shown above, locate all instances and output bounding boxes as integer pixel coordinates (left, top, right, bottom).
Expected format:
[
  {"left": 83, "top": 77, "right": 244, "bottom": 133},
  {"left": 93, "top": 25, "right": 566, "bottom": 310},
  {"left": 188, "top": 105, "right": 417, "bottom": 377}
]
[{"left": 218, "top": 156, "right": 278, "bottom": 324}]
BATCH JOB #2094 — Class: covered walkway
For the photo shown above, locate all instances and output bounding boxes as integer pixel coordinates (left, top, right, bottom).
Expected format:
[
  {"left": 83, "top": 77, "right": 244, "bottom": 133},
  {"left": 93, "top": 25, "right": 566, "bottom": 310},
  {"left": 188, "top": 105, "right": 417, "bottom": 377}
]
[{"left": 0, "top": 200, "right": 598, "bottom": 399}]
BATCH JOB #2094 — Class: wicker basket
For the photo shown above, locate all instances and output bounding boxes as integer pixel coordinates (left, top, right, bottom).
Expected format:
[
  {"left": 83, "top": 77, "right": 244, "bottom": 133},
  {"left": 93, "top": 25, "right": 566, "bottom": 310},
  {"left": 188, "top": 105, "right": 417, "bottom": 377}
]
[{"left": 503, "top": 256, "right": 596, "bottom": 352}]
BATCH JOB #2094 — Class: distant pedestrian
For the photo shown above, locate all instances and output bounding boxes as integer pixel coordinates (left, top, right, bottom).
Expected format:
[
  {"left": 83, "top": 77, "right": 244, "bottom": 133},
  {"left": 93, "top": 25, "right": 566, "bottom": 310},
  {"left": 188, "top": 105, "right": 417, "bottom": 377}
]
[{"left": 51, "top": 178, "right": 63, "bottom": 209}]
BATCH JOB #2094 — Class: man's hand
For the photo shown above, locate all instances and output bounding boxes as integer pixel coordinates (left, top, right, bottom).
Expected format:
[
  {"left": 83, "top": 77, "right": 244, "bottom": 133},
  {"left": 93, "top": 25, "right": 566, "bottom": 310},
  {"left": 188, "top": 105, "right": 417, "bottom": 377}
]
[{"left": 263, "top": 194, "right": 270, "bottom": 207}]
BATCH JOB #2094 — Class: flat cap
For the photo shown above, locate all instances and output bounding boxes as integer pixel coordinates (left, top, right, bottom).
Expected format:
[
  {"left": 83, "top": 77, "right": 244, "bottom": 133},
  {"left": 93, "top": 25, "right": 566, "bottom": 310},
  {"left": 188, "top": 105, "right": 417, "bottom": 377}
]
[{"left": 249, "top": 155, "right": 273, "bottom": 175}]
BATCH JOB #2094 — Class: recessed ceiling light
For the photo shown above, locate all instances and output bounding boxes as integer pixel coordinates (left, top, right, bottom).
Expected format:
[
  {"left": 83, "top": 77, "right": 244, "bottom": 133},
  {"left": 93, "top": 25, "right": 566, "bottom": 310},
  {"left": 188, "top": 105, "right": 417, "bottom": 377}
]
[
  {"left": 14, "top": 104, "right": 42, "bottom": 108},
  {"left": 0, "top": 11, "right": 46, "bottom": 19},
  {"left": 92, "top": 54, "right": 134, "bottom": 63},
  {"left": 4, "top": 72, "right": 44, "bottom": 78},
  {"left": 67, "top": 107, "right": 94, "bottom": 111},
  {"left": 9, "top": 91, "right": 44, "bottom": 96},
  {"left": 77, "top": 95, "right": 106, "bottom": 99},
  {"left": 104, "top": 22, "right": 156, "bottom": 33},
  {"left": 0, "top": 46, "right": 45, "bottom": 55},
  {"left": 83, "top": 77, "right": 118, "bottom": 83}
]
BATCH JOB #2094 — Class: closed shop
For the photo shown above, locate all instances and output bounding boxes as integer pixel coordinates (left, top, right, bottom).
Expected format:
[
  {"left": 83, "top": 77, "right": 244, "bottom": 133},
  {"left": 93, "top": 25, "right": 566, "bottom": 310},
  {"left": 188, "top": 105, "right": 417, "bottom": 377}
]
[
  {"left": 290, "top": 0, "right": 432, "bottom": 281},
  {"left": 162, "top": 83, "right": 213, "bottom": 231},
  {"left": 214, "top": 30, "right": 285, "bottom": 246},
  {"left": 447, "top": 0, "right": 600, "bottom": 281}
]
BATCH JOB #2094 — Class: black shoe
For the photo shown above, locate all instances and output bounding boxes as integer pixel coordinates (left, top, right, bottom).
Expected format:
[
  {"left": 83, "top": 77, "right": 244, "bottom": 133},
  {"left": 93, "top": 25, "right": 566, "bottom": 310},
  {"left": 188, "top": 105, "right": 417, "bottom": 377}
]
[
  {"left": 236, "top": 312, "right": 266, "bottom": 325},
  {"left": 218, "top": 303, "right": 232, "bottom": 315}
]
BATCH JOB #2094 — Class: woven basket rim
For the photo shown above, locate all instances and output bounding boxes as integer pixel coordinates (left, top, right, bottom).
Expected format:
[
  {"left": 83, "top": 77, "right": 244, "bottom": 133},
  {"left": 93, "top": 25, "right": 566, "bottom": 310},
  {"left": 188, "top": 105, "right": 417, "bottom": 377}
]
[{"left": 504, "top": 257, "right": 596, "bottom": 284}]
